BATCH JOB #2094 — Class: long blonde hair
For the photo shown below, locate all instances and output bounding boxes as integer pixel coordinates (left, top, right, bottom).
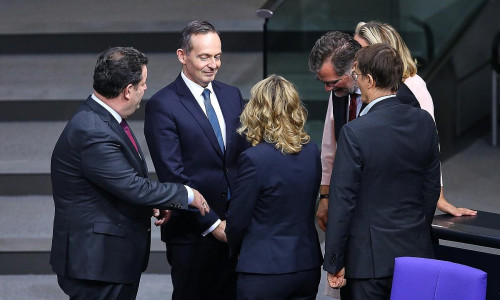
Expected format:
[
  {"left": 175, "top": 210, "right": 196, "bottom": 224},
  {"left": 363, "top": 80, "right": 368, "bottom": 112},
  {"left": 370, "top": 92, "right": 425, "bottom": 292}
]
[
  {"left": 238, "top": 75, "right": 310, "bottom": 154},
  {"left": 355, "top": 21, "right": 417, "bottom": 80}
]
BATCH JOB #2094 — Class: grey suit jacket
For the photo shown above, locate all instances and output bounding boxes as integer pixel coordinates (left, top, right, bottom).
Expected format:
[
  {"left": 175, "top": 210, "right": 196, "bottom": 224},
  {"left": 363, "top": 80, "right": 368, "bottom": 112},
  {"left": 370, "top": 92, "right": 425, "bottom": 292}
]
[{"left": 50, "top": 97, "right": 188, "bottom": 283}]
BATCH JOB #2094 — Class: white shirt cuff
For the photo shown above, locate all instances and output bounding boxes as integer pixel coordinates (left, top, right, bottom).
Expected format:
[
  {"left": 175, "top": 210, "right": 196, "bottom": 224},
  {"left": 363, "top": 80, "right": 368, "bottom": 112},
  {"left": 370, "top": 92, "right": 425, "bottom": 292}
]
[
  {"left": 202, "top": 219, "right": 221, "bottom": 236},
  {"left": 184, "top": 185, "right": 194, "bottom": 205}
]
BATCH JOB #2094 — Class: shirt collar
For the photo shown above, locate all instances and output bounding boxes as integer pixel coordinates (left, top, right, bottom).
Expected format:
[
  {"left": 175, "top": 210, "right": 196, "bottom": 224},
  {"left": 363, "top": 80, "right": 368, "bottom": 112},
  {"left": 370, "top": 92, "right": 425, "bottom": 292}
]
[
  {"left": 359, "top": 94, "right": 396, "bottom": 116},
  {"left": 181, "top": 71, "right": 214, "bottom": 97},
  {"left": 91, "top": 93, "right": 122, "bottom": 123}
]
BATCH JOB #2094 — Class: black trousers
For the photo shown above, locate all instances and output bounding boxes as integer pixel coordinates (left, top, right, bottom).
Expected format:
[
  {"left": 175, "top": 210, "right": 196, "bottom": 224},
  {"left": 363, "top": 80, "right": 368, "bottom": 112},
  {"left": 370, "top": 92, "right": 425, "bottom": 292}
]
[
  {"left": 167, "top": 239, "right": 237, "bottom": 300},
  {"left": 57, "top": 275, "right": 139, "bottom": 300},
  {"left": 343, "top": 276, "right": 393, "bottom": 300},
  {"left": 236, "top": 267, "right": 321, "bottom": 300}
]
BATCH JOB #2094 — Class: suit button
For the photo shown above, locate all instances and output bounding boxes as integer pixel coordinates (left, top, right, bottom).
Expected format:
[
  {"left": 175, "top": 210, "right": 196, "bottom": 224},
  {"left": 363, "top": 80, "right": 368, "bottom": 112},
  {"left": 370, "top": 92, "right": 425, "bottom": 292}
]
[
  {"left": 148, "top": 228, "right": 151, "bottom": 232},
  {"left": 221, "top": 192, "right": 227, "bottom": 198},
  {"left": 331, "top": 256, "right": 336, "bottom": 266}
]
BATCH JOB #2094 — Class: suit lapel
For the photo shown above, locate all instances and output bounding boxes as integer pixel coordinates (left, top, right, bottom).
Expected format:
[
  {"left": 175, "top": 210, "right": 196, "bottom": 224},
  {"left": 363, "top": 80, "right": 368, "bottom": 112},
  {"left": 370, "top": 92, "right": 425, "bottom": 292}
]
[
  {"left": 174, "top": 76, "right": 225, "bottom": 159},
  {"left": 84, "top": 97, "right": 148, "bottom": 177},
  {"left": 332, "top": 93, "right": 349, "bottom": 142}
]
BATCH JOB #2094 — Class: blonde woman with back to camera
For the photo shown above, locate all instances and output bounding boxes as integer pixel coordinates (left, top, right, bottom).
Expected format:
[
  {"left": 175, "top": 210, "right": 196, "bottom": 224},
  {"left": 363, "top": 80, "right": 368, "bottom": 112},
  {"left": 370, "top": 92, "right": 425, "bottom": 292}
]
[{"left": 225, "top": 75, "right": 323, "bottom": 299}]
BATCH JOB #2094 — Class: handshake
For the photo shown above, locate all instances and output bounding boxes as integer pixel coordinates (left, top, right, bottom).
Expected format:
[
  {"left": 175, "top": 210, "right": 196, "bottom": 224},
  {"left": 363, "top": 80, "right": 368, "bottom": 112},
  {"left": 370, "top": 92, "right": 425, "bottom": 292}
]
[
  {"left": 152, "top": 188, "right": 226, "bottom": 242},
  {"left": 153, "top": 187, "right": 209, "bottom": 224}
]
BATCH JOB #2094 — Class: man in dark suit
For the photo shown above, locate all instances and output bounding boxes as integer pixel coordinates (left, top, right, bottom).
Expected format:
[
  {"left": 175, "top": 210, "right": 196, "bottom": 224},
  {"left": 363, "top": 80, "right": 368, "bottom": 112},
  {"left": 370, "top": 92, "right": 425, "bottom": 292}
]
[
  {"left": 308, "top": 31, "right": 419, "bottom": 233},
  {"left": 144, "top": 20, "right": 248, "bottom": 300},
  {"left": 50, "top": 47, "right": 209, "bottom": 300},
  {"left": 323, "top": 44, "right": 441, "bottom": 300}
]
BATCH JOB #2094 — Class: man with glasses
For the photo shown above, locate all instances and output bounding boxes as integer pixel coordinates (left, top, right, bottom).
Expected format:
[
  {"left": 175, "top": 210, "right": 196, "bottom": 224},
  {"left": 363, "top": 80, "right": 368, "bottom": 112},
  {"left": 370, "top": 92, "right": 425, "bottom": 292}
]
[
  {"left": 309, "top": 31, "right": 419, "bottom": 234},
  {"left": 309, "top": 31, "right": 420, "bottom": 299},
  {"left": 309, "top": 31, "right": 363, "bottom": 237}
]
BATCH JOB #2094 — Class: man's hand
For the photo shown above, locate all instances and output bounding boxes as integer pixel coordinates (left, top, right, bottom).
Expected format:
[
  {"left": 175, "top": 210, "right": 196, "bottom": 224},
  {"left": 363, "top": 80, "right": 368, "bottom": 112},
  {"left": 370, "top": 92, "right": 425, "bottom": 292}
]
[
  {"left": 327, "top": 268, "right": 346, "bottom": 289},
  {"left": 316, "top": 197, "right": 329, "bottom": 232},
  {"left": 212, "top": 220, "right": 227, "bottom": 243},
  {"left": 152, "top": 209, "right": 171, "bottom": 226},
  {"left": 190, "top": 188, "right": 210, "bottom": 216}
]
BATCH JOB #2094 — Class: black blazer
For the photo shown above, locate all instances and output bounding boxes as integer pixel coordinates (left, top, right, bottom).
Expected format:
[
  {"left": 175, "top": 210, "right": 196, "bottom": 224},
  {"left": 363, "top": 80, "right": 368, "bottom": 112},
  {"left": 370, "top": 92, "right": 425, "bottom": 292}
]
[
  {"left": 50, "top": 97, "right": 189, "bottom": 283},
  {"left": 226, "top": 142, "right": 323, "bottom": 274},
  {"left": 323, "top": 96, "right": 441, "bottom": 279},
  {"left": 331, "top": 83, "right": 419, "bottom": 141},
  {"left": 144, "top": 74, "right": 248, "bottom": 244}
]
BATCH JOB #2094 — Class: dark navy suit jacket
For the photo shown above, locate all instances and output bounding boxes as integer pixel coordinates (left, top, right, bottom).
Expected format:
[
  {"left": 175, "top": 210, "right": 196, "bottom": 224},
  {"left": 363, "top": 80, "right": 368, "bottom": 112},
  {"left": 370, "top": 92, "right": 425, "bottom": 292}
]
[
  {"left": 144, "top": 74, "right": 248, "bottom": 244},
  {"left": 50, "top": 97, "right": 188, "bottom": 284},
  {"left": 323, "top": 96, "right": 441, "bottom": 279},
  {"left": 226, "top": 142, "right": 323, "bottom": 274}
]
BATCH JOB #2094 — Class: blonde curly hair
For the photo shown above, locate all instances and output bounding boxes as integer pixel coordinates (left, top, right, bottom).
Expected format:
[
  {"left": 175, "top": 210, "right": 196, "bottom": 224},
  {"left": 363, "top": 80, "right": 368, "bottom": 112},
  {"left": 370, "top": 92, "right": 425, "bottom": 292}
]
[{"left": 238, "top": 75, "right": 310, "bottom": 154}]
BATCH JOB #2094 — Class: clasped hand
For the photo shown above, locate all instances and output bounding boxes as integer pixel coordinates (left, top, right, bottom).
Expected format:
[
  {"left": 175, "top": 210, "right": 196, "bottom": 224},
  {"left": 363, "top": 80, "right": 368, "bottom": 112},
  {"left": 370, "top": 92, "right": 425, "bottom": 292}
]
[{"left": 327, "top": 268, "right": 346, "bottom": 289}]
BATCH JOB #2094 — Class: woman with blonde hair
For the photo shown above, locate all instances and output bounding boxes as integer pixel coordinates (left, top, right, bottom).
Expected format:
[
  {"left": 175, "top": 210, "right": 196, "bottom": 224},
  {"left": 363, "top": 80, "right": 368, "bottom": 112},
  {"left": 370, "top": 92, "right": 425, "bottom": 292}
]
[
  {"left": 225, "top": 75, "right": 323, "bottom": 299},
  {"left": 353, "top": 21, "right": 476, "bottom": 217}
]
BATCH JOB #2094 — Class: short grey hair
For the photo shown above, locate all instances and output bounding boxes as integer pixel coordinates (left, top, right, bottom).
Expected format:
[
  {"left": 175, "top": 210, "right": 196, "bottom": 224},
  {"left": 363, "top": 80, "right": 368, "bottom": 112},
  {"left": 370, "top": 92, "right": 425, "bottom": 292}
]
[
  {"left": 178, "top": 20, "right": 218, "bottom": 54},
  {"left": 309, "top": 31, "right": 361, "bottom": 76}
]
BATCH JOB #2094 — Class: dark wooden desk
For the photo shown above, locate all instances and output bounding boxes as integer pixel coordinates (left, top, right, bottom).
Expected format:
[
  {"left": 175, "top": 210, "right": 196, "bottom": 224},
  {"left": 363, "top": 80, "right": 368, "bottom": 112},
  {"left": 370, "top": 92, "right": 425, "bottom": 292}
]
[
  {"left": 432, "top": 210, "right": 500, "bottom": 248},
  {"left": 432, "top": 210, "right": 500, "bottom": 300}
]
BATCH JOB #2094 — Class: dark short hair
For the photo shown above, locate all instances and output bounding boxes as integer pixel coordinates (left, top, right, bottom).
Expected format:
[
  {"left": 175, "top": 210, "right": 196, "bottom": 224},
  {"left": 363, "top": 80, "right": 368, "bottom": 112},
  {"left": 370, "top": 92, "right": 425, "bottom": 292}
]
[
  {"left": 93, "top": 47, "right": 148, "bottom": 99},
  {"left": 309, "top": 31, "right": 361, "bottom": 76},
  {"left": 355, "top": 43, "right": 403, "bottom": 92},
  {"left": 178, "top": 20, "right": 218, "bottom": 53}
]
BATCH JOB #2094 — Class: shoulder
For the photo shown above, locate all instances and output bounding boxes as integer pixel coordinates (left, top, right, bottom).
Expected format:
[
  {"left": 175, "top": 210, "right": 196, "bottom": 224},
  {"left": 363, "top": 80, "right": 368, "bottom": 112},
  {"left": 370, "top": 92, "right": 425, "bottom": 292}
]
[
  {"left": 146, "top": 81, "right": 182, "bottom": 115},
  {"left": 212, "top": 80, "right": 243, "bottom": 100},
  {"left": 65, "top": 106, "right": 112, "bottom": 145},
  {"left": 241, "top": 142, "right": 273, "bottom": 157},
  {"left": 404, "top": 75, "right": 433, "bottom": 103},
  {"left": 212, "top": 80, "right": 240, "bottom": 91},
  {"left": 301, "top": 141, "right": 320, "bottom": 157},
  {"left": 148, "top": 80, "right": 178, "bottom": 102},
  {"left": 404, "top": 74, "right": 426, "bottom": 88}
]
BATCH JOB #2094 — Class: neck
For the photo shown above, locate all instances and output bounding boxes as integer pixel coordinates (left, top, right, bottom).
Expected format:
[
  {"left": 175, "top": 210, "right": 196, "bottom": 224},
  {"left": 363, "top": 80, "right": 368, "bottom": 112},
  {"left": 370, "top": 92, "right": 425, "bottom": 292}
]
[
  {"left": 364, "top": 89, "right": 395, "bottom": 104},
  {"left": 94, "top": 91, "right": 125, "bottom": 118}
]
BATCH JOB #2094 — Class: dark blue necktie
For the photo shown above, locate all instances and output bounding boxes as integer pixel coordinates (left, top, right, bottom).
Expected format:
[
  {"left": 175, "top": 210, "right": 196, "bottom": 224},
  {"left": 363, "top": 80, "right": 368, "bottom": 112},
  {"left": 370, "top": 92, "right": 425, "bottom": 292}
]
[{"left": 202, "top": 89, "right": 224, "bottom": 153}]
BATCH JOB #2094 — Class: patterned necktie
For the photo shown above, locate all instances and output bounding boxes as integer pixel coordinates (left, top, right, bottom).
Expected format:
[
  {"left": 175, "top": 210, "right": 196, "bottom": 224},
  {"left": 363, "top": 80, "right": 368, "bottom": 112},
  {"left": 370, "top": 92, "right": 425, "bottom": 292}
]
[
  {"left": 348, "top": 93, "right": 358, "bottom": 122},
  {"left": 120, "top": 119, "right": 139, "bottom": 153},
  {"left": 202, "top": 89, "right": 225, "bottom": 153}
]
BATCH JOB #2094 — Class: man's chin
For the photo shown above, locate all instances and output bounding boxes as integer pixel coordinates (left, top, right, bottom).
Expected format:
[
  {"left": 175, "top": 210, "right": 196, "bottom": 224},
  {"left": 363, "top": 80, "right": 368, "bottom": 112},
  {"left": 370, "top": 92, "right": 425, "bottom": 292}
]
[{"left": 333, "top": 90, "right": 349, "bottom": 98}]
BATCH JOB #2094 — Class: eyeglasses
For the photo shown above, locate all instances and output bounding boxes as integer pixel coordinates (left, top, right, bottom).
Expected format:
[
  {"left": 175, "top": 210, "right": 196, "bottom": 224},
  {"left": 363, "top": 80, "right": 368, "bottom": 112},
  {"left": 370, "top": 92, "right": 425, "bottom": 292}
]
[
  {"left": 317, "top": 73, "right": 347, "bottom": 88},
  {"left": 351, "top": 71, "right": 360, "bottom": 81}
]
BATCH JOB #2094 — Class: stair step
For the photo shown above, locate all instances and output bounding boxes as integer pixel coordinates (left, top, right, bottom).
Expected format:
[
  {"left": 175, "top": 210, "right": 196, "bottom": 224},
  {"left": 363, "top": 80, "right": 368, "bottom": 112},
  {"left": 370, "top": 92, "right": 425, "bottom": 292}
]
[{"left": 0, "top": 53, "right": 262, "bottom": 103}]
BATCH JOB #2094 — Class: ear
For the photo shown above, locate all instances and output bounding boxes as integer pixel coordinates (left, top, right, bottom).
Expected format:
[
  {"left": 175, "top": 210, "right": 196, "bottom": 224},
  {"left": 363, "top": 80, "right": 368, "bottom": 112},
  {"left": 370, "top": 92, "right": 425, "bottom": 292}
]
[
  {"left": 366, "top": 74, "right": 375, "bottom": 88},
  {"left": 123, "top": 84, "right": 133, "bottom": 100},
  {"left": 177, "top": 49, "right": 186, "bottom": 64}
]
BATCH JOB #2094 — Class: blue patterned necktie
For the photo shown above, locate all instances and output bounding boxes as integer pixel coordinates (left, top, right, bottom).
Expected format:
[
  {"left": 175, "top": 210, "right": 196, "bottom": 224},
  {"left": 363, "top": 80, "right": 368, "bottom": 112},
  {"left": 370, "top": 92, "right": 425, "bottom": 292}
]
[{"left": 202, "top": 89, "right": 224, "bottom": 153}]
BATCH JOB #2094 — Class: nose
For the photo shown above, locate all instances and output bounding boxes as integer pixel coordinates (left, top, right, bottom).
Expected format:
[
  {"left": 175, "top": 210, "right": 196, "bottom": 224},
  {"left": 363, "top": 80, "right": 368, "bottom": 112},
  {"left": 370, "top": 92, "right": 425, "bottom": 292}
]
[{"left": 208, "top": 57, "right": 218, "bottom": 69}]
